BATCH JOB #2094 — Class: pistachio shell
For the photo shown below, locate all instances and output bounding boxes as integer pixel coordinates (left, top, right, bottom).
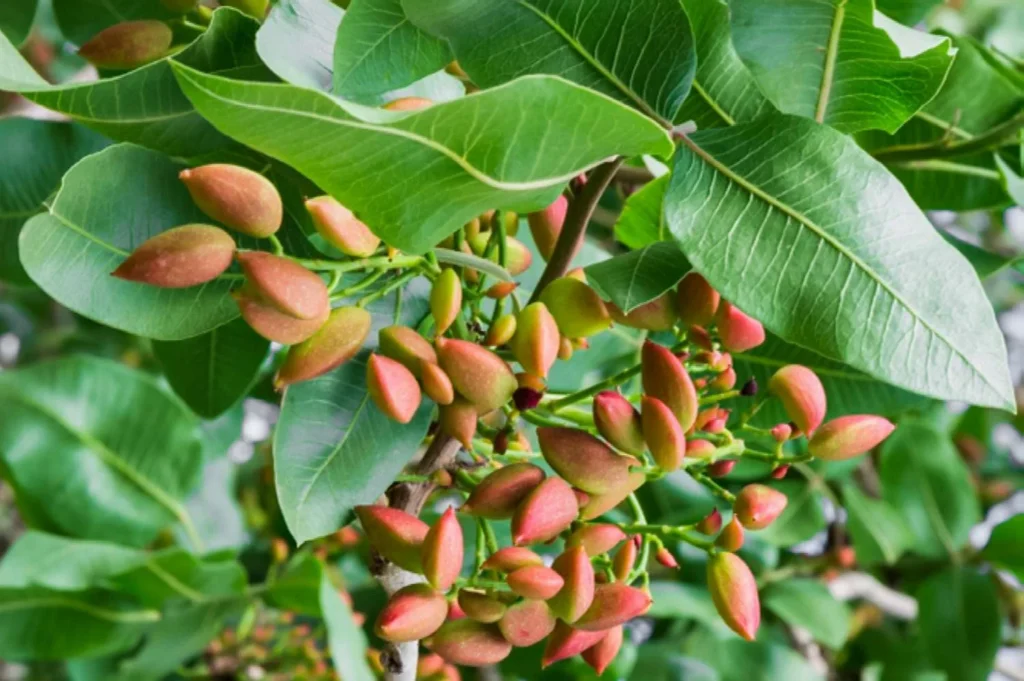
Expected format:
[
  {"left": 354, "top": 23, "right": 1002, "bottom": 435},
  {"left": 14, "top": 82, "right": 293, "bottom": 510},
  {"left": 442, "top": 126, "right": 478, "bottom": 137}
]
[
  {"left": 383, "top": 96, "right": 433, "bottom": 111},
  {"left": 541, "top": 621, "right": 606, "bottom": 668},
  {"left": 733, "top": 484, "right": 788, "bottom": 530},
  {"left": 439, "top": 398, "right": 478, "bottom": 449},
  {"left": 676, "top": 273, "right": 720, "bottom": 327},
  {"left": 641, "top": 396, "right": 686, "bottom": 472},
  {"left": 547, "top": 546, "right": 595, "bottom": 623},
  {"left": 423, "top": 507, "right": 463, "bottom": 591},
  {"left": 696, "top": 508, "right": 723, "bottom": 535},
  {"left": 566, "top": 524, "right": 627, "bottom": 556},
  {"left": 305, "top": 196, "right": 380, "bottom": 257},
  {"left": 612, "top": 538, "right": 637, "bottom": 582},
  {"left": 498, "top": 599, "right": 557, "bottom": 647},
  {"left": 575, "top": 583, "right": 651, "bottom": 631},
  {"left": 457, "top": 590, "right": 507, "bottom": 623},
  {"left": 354, "top": 506, "right": 429, "bottom": 572},
  {"left": 716, "top": 301, "right": 765, "bottom": 353},
  {"left": 537, "top": 426, "right": 637, "bottom": 495},
  {"left": 112, "top": 224, "right": 234, "bottom": 288},
  {"left": 581, "top": 625, "right": 623, "bottom": 675},
  {"left": 539, "top": 277, "right": 611, "bottom": 338},
  {"left": 707, "top": 552, "right": 760, "bottom": 641},
  {"left": 484, "top": 314, "right": 517, "bottom": 347},
  {"left": 375, "top": 584, "right": 447, "bottom": 642},
  {"left": 431, "top": 269, "right": 463, "bottom": 335},
  {"left": 641, "top": 341, "right": 698, "bottom": 431},
  {"left": 528, "top": 195, "right": 568, "bottom": 261},
  {"left": 463, "top": 463, "right": 545, "bottom": 519},
  {"left": 180, "top": 164, "right": 282, "bottom": 238},
  {"left": 233, "top": 285, "right": 328, "bottom": 344},
  {"left": 275, "top": 306, "right": 371, "bottom": 388},
  {"left": 809, "top": 415, "right": 895, "bottom": 460},
  {"left": 511, "top": 477, "right": 578, "bottom": 545},
  {"left": 420, "top": 361, "right": 455, "bottom": 405},
  {"left": 366, "top": 354, "right": 422, "bottom": 424},
  {"left": 715, "top": 516, "right": 745, "bottom": 552},
  {"left": 436, "top": 338, "right": 517, "bottom": 412},
  {"left": 507, "top": 565, "right": 565, "bottom": 600},
  {"left": 607, "top": 293, "right": 677, "bottom": 331},
  {"left": 592, "top": 391, "right": 645, "bottom": 456},
  {"left": 509, "top": 303, "right": 560, "bottom": 378},
  {"left": 379, "top": 325, "right": 437, "bottom": 377},
  {"left": 768, "top": 365, "right": 827, "bottom": 435},
  {"left": 236, "top": 251, "right": 328, "bottom": 320},
  {"left": 426, "top": 620, "right": 512, "bottom": 667},
  {"left": 577, "top": 470, "right": 646, "bottom": 521},
  {"left": 78, "top": 20, "right": 173, "bottom": 69}
]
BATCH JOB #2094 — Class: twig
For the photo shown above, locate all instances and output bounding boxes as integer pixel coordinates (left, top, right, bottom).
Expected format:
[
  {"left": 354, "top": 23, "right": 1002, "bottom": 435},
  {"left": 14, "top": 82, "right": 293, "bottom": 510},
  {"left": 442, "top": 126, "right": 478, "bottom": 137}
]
[{"left": 871, "top": 111, "right": 1024, "bottom": 164}]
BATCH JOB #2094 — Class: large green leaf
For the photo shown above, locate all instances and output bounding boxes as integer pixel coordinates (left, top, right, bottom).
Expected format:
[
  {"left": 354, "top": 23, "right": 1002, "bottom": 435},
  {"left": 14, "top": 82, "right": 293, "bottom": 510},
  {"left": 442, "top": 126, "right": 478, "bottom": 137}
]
[
  {"left": 0, "top": 356, "right": 204, "bottom": 548},
  {"left": 402, "top": 0, "right": 696, "bottom": 125},
  {"left": 762, "top": 579, "right": 851, "bottom": 649},
  {"left": 321, "top": 569, "right": 375, "bottom": 681},
  {"left": 664, "top": 114, "right": 1014, "bottom": 410},
  {"left": 840, "top": 483, "right": 911, "bottom": 566},
  {"left": 614, "top": 174, "right": 669, "bottom": 249},
  {"left": 0, "top": 119, "right": 107, "bottom": 285},
  {"left": 0, "top": 0, "right": 37, "bottom": 45},
  {"left": 0, "top": 8, "right": 264, "bottom": 158},
  {"left": 333, "top": 0, "right": 451, "bottom": 101},
  {"left": 585, "top": 242, "right": 690, "bottom": 313},
  {"left": 684, "top": 635, "right": 824, "bottom": 681},
  {"left": 730, "top": 0, "right": 953, "bottom": 134},
  {"left": 879, "top": 420, "right": 980, "bottom": 558},
  {"left": 257, "top": 0, "right": 342, "bottom": 92},
  {"left": 916, "top": 567, "right": 1000, "bottom": 681},
  {"left": 171, "top": 65, "right": 673, "bottom": 253},
  {"left": 153, "top": 318, "right": 270, "bottom": 419},
  {"left": 52, "top": 0, "right": 186, "bottom": 44},
  {"left": 981, "top": 514, "right": 1024, "bottom": 580}
]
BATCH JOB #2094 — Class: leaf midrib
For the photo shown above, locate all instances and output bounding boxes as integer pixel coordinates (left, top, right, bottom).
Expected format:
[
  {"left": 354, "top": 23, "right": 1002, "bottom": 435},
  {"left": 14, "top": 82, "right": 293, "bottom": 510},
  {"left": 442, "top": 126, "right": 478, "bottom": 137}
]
[
  {"left": 0, "top": 596, "right": 161, "bottom": 623},
  {"left": 814, "top": 0, "right": 847, "bottom": 123},
  {"left": 293, "top": 393, "right": 370, "bottom": 514}
]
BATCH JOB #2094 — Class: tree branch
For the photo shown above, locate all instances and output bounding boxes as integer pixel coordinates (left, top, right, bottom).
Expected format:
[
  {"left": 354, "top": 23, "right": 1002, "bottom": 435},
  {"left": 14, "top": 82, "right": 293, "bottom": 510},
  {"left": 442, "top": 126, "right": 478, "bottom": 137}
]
[{"left": 871, "top": 110, "right": 1024, "bottom": 164}]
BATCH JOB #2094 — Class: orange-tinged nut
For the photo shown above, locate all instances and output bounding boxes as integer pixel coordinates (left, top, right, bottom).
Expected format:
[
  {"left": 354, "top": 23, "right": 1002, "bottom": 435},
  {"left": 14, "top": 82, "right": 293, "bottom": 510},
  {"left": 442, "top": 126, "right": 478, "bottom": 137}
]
[
  {"left": 592, "top": 391, "right": 645, "bottom": 456},
  {"left": 375, "top": 584, "right": 447, "bottom": 642},
  {"left": 233, "top": 285, "right": 328, "bottom": 344},
  {"left": 542, "top": 621, "right": 606, "bottom": 668},
  {"left": 711, "top": 367, "right": 737, "bottom": 391},
  {"left": 707, "top": 552, "right": 760, "bottom": 641},
  {"left": 426, "top": 620, "right": 511, "bottom": 667},
  {"left": 484, "top": 314, "right": 517, "bottom": 347},
  {"left": 558, "top": 336, "right": 574, "bottom": 361},
  {"left": 538, "top": 277, "right": 611, "bottom": 338},
  {"left": 582, "top": 625, "right": 623, "bottom": 675},
  {"left": 180, "top": 165, "right": 282, "bottom": 238},
  {"left": 641, "top": 396, "right": 686, "bottom": 472},
  {"left": 354, "top": 505, "right": 429, "bottom": 572},
  {"left": 422, "top": 507, "right": 463, "bottom": 591},
  {"left": 696, "top": 508, "right": 723, "bottom": 535},
  {"left": 236, "top": 251, "right": 328, "bottom": 320},
  {"left": 111, "top": 224, "right": 234, "bottom": 288},
  {"left": 509, "top": 303, "right": 560, "bottom": 378},
  {"left": 305, "top": 196, "right": 380, "bottom": 257},
  {"left": 538, "top": 426, "right": 638, "bottom": 495},
  {"left": 420, "top": 360, "right": 455, "bottom": 405},
  {"left": 275, "top": 306, "right": 371, "bottom": 388},
  {"left": 439, "top": 398, "right": 478, "bottom": 450},
  {"left": 528, "top": 195, "right": 569, "bottom": 262},
  {"left": 498, "top": 599, "right": 557, "bottom": 647},
  {"left": 463, "top": 463, "right": 545, "bottom": 519},
  {"left": 612, "top": 538, "right": 637, "bottom": 581},
  {"left": 575, "top": 583, "right": 651, "bottom": 631},
  {"left": 436, "top": 338, "right": 517, "bottom": 412},
  {"left": 769, "top": 365, "right": 827, "bottom": 435},
  {"left": 481, "top": 546, "right": 543, "bottom": 572},
  {"left": 485, "top": 281, "right": 517, "bottom": 299},
  {"left": 809, "top": 415, "right": 895, "bottom": 460},
  {"left": 771, "top": 423, "right": 793, "bottom": 442},
  {"left": 431, "top": 269, "right": 463, "bottom": 335},
  {"left": 383, "top": 96, "right": 433, "bottom": 111},
  {"left": 715, "top": 516, "right": 745, "bottom": 552},
  {"left": 607, "top": 293, "right": 677, "bottom": 331},
  {"left": 511, "top": 477, "right": 578, "bottom": 545},
  {"left": 457, "top": 590, "right": 507, "bottom": 623},
  {"left": 656, "top": 547, "right": 679, "bottom": 569},
  {"left": 548, "top": 546, "right": 595, "bottom": 623},
  {"left": 566, "top": 524, "right": 627, "bottom": 556},
  {"left": 578, "top": 470, "right": 646, "bottom": 521},
  {"left": 379, "top": 325, "right": 437, "bottom": 377},
  {"left": 676, "top": 273, "right": 720, "bottom": 327},
  {"left": 78, "top": 20, "right": 172, "bottom": 69},
  {"left": 734, "top": 484, "right": 788, "bottom": 530},
  {"left": 418, "top": 653, "right": 446, "bottom": 678},
  {"left": 716, "top": 301, "right": 765, "bottom": 353},
  {"left": 641, "top": 341, "right": 698, "bottom": 431},
  {"left": 507, "top": 566, "right": 564, "bottom": 600},
  {"left": 686, "top": 439, "right": 716, "bottom": 460},
  {"left": 366, "top": 354, "right": 422, "bottom": 424}
]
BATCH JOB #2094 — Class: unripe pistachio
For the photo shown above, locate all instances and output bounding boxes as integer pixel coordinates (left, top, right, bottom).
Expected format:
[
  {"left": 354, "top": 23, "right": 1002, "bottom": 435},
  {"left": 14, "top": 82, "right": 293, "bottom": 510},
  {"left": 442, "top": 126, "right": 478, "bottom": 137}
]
[
  {"left": 484, "top": 314, "right": 517, "bottom": 347},
  {"left": 716, "top": 301, "right": 765, "bottom": 353},
  {"left": 607, "top": 293, "right": 677, "bottom": 331},
  {"left": 366, "top": 354, "right": 422, "bottom": 424},
  {"left": 542, "top": 622, "right": 606, "bottom": 668},
  {"left": 485, "top": 281, "right": 517, "bottom": 299},
  {"left": 498, "top": 599, "right": 557, "bottom": 648},
  {"left": 528, "top": 195, "right": 569, "bottom": 262},
  {"left": 538, "top": 426, "right": 639, "bottom": 495},
  {"left": 236, "top": 251, "right": 328, "bottom": 320},
  {"left": 566, "top": 524, "right": 627, "bottom": 556},
  {"left": 439, "top": 665, "right": 461, "bottom": 681},
  {"left": 463, "top": 217, "right": 483, "bottom": 241},
  {"left": 463, "top": 463, "right": 545, "bottom": 519},
  {"left": 304, "top": 196, "right": 380, "bottom": 257},
  {"left": 707, "top": 460, "right": 736, "bottom": 477},
  {"left": 676, "top": 273, "right": 720, "bottom": 327},
  {"left": 481, "top": 546, "right": 543, "bottom": 572},
  {"left": 270, "top": 537, "right": 289, "bottom": 564},
  {"left": 696, "top": 508, "right": 723, "bottom": 535},
  {"left": 547, "top": 545, "right": 596, "bottom": 624},
  {"left": 715, "top": 517, "right": 745, "bottom": 552},
  {"left": 439, "top": 399, "right": 478, "bottom": 449},
  {"left": 771, "top": 464, "right": 791, "bottom": 479},
  {"left": 734, "top": 484, "right": 788, "bottom": 530},
  {"left": 431, "top": 269, "right": 462, "bottom": 335},
  {"left": 612, "top": 538, "right": 637, "bottom": 581},
  {"left": 582, "top": 625, "right": 623, "bottom": 675},
  {"left": 233, "top": 285, "right": 328, "bottom": 344},
  {"left": 692, "top": 407, "right": 728, "bottom": 434},
  {"left": 433, "top": 468, "right": 454, "bottom": 487},
  {"left": 511, "top": 477, "right": 578, "bottom": 545},
  {"left": 768, "top": 365, "right": 827, "bottom": 435},
  {"left": 578, "top": 469, "right": 645, "bottom": 521},
  {"left": 507, "top": 566, "right": 564, "bottom": 600},
  {"left": 509, "top": 303, "right": 560, "bottom": 377},
  {"left": 448, "top": 600, "right": 467, "bottom": 620},
  {"left": 275, "top": 306, "right": 371, "bottom": 388},
  {"left": 426, "top": 620, "right": 511, "bottom": 666},
  {"left": 112, "top": 224, "right": 234, "bottom": 288},
  {"left": 383, "top": 96, "right": 433, "bottom": 111},
  {"left": 457, "top": 590, "right": 507, "bottom": 623},
  {"left": 422, "top": 507, "right": 463, "bottom": 591},
  {"left": 420, "top": 361, "right": 455, "bottom": 405},
  {"left": 220, "top": 0, "right": 269, "bottom": 18},
  {"left": 711, "top": 367, "right": 737, "bottom": 391},
  {"left": 688, "top": 324, "right": 714, "bottom": 351},
  {"left": 379, "top": 325, "right": 437, "bottom": 377},
  {"left": 418, "top": 653, "right": 445, "bottom": 678},
  {"left": 809, "top": 415, "right": 895, "bottom": 460},
  {"left": 375, "top": 584, "right": 447, "bottom": 642},
  {"left": 641, "top": 396, "right": 686, "bottom": 472},
  {"left": 641, "top": 341, "right": 698, "bottom": 431},
  {"left": 558, "top": 336, "right": 574, "bottom": 360},
  {"left": 575, "top": 583, "right": 652, "bottom": 631},
  {"left": 180, "top": 165, "right": 282, "bottom": 238},
  {"left": 467, "top": 233, "right": 533, "bottom": 275},
  {"left": 593, "top": 391, "right": 645, "bottom": 456},
  {"left": 707, "top": 552, "right": 760, "bottom": 641},
  {"left": 686, "top": 439, "right": 716, "bottom": 460},
  {"left": 354, "top": 506, "right": 429, "bottom": 572},
  {"left": 770, "top": 423, "right": 793, "bottom": 442},
  {"left": 436, "top": 338, "right": 517, "bottom": 412},
  {"left": 656, "top": 547, "right": 679, "bottom": 568},
  {"left": 574, "top": 489, "right": 591, "bottom": 508},
  {"left": 538, "top": 277, "right": 611, "bottom": 338},
  {"left": 78, "top": 20, "right": 173, "bottom": 69}
]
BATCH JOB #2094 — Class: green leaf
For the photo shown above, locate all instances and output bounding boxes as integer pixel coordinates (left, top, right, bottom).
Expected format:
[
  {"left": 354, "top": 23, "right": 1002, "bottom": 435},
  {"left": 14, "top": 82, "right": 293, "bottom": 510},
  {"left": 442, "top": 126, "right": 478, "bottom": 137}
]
[
  {"left": 762, "top": 578, "right": 851, "bottom": 649},
  {"left": 675, "top": 0, "right": 775, "bottom": 128},
  {"left": 917, "top": 567, "right": 1000, "bottom": 681},
  {"left": 685, "top": 636, "right": 824, "bottom": 681},
  {"left": 0, "top": 8, "right": 264, "bottom": 158},
  {"left": 0, "top": 119, "right": 107, "bottom": 285},
  {"left": 171, "top": 65, "right": 672, "bottom": 253},
  {"left": 646, "top": 582, "right": 722, "bottom": 628},
  {"left": 665, "top": 114, "right": 1014, "bottom": 411},
  {"left": 19, "top": 144, "right": 239, "bottom": 340},
  {"left": 614, "top": 174, "right": 669, "bottom": 249},
  {"left": 840, "top": 483, "right": 911, "bottom": 566},
  {"left": 0, "top": 587, "right": 158, "bottom": 661},
  {"left": 257, "top": 0, "right": 342, "bottom": 92},
  {"left": 629, "top": 646, "right": 719, "bottom": 681},
  {"left": 402, "top": 0, "right": 696, "bottom": 126},
  {"left": 876, "top": 0, "right": 943, "bottom": 25},
  {"left": 730, "top": 0, "right": 953, "bottom": 134},
  {"left": 996, "top": 152, "right": 1024, "bottom": 206},
  {"left": 585, "top": 242, "right": 690, "bottom": 313},
  {"left": 320, "top": 569, "right": 375, "bottom": 681},
  {"left": 982, "top": 514, "right": 1024, "bottom": 580},
  {"left": 0, "top": 0, "right": 37, "bottom": 45},
  {"left": 52, "top": 0, "right": 187, "bottom": 44},
  {"left": 153, "top": 317, "right": 270, "bottom": 419},
  {"left": 879, "top": 420, "right": 980, "bottom": 558},
  {"left": 264, "top": 553, "right": 324, "bottom": 616},
  {"left": 333, "top": 0, "right": 452, "bottom": 101},
  {"left": 752, "top": 479, "right": 826, "bottom": 548},
  {"left": 0, "top": 356, "right": 204, "bottom": 548}
]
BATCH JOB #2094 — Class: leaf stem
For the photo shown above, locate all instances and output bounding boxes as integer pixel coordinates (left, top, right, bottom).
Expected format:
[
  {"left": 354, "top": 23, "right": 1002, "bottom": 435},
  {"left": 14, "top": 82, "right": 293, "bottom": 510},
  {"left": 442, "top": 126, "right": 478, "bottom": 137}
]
[
  {"left": 291, "top": 253, "right": 423, "bottom": 273},
  {"left": 872, "top": 111, "right": 1024, "bottom": 163}
]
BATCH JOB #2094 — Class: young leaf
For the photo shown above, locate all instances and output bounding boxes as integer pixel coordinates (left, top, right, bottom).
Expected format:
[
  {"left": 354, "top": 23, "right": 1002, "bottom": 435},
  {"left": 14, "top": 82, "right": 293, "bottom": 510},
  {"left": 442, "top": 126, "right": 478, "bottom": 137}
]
[
  {"left": 840, "top": 484, "right": 912, "bottom": 566},
  {"left": 665, "top": 114, "right": 1014, "bottom": 411},
  {"left": 762, "top": 579, "right": 851, "bottom": 649},
  {"left": 320, "top": 569, "right": 375, "bottom": 681},
  {"left": 171, "top": 65, "right": 673, "bottom": 253},
  {"left": 585, "top": 242, "right": 690, "bottom": 313},
  {"left": 0, "top": 0, "right": 38, "bottom": 45},
  {"left": 981, "top": 514, "right": 1024, "bottom": 580},
  {"left": 257, "top": 0, "right": 342, "bottom": 92},
  {"left": 402, "top": 0, "right": 696, "bottom": 125}
]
